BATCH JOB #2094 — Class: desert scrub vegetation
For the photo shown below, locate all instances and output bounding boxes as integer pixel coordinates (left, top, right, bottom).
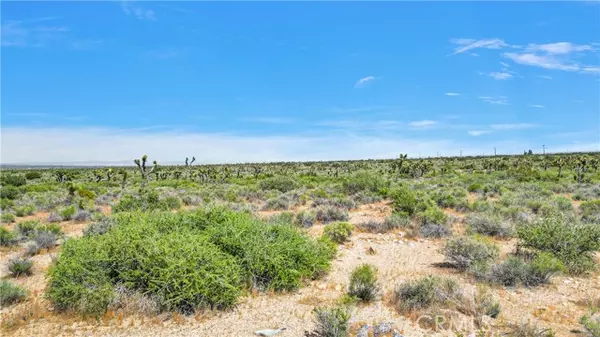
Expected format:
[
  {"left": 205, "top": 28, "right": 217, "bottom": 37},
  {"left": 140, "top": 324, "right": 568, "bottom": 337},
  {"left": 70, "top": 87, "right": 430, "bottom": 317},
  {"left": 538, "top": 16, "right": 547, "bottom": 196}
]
[
  {"left": 465, "top": 212, "right": 515, "bottom": 238},
  {"left": 0, "top": 280, "right": 28, "bottom": 307},
  {"left": 347, "top": 264, "right": 379, "bottom": 302},
  {"left": 443, "top": 236, "right": 500, "bottom": 271},
  {"left": 516, "top": 216, "right": 600, "bottom": 274},
  {"left": 484, "top": 253, "right": 565, "bottom": 287},
  {"left": 47, "top": 207, "right": 336, "bottom": 315},
  {"left": 323, "top": 221, "right": 354, "bottom": 243},
  {"left": 8, "top": 258, "right": 34, "bottom": 277},
  {"left": 392, "top": 275, "right": 462, "bottom": 313},
  {"left": 308, "top": 305, "right": 351, "bottom": 337}
]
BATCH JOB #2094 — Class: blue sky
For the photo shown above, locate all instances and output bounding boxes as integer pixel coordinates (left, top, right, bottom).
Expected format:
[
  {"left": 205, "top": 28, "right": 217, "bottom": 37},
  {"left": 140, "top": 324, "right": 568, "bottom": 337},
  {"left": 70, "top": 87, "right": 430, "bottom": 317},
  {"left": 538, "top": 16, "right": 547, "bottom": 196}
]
[{"left": 1, "top": 1, "right": 599, "bottom": 164}]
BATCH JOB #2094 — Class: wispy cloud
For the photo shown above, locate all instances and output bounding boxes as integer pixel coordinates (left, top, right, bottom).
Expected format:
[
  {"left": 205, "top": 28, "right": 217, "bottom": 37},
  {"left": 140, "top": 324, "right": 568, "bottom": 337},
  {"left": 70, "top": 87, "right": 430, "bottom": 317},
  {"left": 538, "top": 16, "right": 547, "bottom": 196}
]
[
  {"left": 1, "top": 18, "right": 69, "bottom": 47},
  {"left": 504, "top": 52, "right": 580, "bottom": 71},
  {"left": 490, "top": 123, "right": 538, "bottom": 130},
  {"left": 121, "top": 1, "right": 156, "bottom": 21},
  {"left": 445, "top": 92, "right": 461, "bottom": 96},
  {"left": 538, "top": 75, "right": 553, "bottom": 80},
  {"left": 488, "top": 72, "right": 513, "bottom": 80},
  {"left": 529, "top": 104, "right": 545, "bottom": 109},
  {"left": 157, "top": 4, "right": 194, "bottom": 14},
  {"left": 354, "top": 76, "right": 376, "bottom": 88},
  {"left": 526, "top": 42, "right": 592, "bottom": 55},
  {"left": 409, "top": 120, "right": 437, "bottom": 129},
  {"left": 241, "top": 117, "right": 294, "bottom": 124},
  {"left": 479, "top": 96, "right": 509, "bottom": 105},
  {"left": 449, "top": 38, "right": 508, "bottom": 55},
  {"left": 468, "top": 130, "right": 491, "bottom": 136}
]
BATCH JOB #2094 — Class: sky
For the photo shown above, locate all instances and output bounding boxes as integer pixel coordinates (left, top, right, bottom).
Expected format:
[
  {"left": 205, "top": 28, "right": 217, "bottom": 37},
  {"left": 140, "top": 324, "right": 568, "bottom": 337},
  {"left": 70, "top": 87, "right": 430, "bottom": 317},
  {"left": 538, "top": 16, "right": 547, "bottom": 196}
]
[{"left": 1, "top": 1, "right": 599, "bottom": 165}]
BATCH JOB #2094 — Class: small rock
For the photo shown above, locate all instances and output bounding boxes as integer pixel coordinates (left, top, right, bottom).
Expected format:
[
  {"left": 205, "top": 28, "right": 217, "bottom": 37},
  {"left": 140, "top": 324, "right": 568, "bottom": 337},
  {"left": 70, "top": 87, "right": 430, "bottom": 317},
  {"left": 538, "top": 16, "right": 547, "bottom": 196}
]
[
  {"left": 373, "top": 322, "right": 393, "bottom": 337},
  {"left": 408, "top": 242, "right": 415, "bottom": 247},
  {"left": 356, "top": 325, "right": 369, "bottom": 337}
]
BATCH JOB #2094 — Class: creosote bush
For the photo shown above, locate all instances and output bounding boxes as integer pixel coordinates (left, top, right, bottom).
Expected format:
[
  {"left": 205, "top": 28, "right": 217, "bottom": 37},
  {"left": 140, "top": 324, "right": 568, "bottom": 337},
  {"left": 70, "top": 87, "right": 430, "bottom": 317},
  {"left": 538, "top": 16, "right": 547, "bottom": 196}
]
[
  {"left": 348, "top": 264, "right": 379, "bottom": 302},
  {"left": 0, "top": 227, "right": 17, "bottom": 246},
  {"left": 389, "top": 185, "right": 417, "bottom": 216},
  {"left": 486, "top": 253, "right": 564, "bottom": 287},
  {"left": 47, "top": 207, "right": 335, "bottom": 315},
  {"left": 323, "top": 222, "right": 354, "bottom": 244},
  {"left": 258, "top": 176, "right": 298, "bottom": 193},
  {"left": 517, "top": 216, "right": 600, "bottom": 274}
]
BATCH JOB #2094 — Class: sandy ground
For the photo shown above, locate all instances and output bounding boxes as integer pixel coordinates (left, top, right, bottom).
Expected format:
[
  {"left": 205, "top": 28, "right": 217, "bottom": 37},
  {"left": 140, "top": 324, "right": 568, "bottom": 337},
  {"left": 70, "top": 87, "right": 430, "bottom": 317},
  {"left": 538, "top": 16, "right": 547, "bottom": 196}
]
[{"left": 1, "top": 201, "right": 598, "bottom": 337}]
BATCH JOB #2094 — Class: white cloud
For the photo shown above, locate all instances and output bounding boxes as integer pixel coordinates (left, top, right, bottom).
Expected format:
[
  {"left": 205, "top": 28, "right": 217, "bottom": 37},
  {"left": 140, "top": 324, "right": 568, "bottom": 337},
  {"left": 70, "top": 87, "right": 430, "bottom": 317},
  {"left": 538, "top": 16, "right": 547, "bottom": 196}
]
[
  {"left": 582, "top": 66, "right": 600, "bottom": 74},
  {"left": 445, "top": 92, "right": 460, "bottom": 96},
  {"left": 538, "top": 75, "right": 553, "bottom": 80},
  {"left": 1, "top": 19, "right": 69, "bottom": 47},
  {"left": 468, "top": 130, "right": 491, "bottom": 136},
  {"left": 500, "top": 62, "right": 510, "bottom": 67},
  {"left": 490, "top": 123, "right": 537, "bottom": 130},
  {"left": 488, "top": 72, "right": 513, "bottom": 80},
  {"left": 450, "top": 38, "right": 508, "bottom": 55},
  {"left": 354, "top": 76, "right": 376, "bottom": 88},
  {"left": 479, "top": 96, "right": 509, "bottom": 105},
  {"left": 526, "top": 42, "right": 592, "bottom": 55},
  {"left": 121, "top": 1, "right": 156, "bottom": 21},
  {"left": 529, "top": 104, "right": 545, "bottom": 108},
  {"left": 503, "top": 52, "right": 580, "bottom": 71},
  {"left": 409, "top": 120, "right": 437, "bottom": 129}
]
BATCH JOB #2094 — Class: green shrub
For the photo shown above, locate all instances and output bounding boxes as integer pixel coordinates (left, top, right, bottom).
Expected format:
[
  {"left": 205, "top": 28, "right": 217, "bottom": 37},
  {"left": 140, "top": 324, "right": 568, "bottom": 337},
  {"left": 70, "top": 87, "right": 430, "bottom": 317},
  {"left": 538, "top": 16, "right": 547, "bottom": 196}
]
[
  {"left": 0, "top": 186, "right": 21, "bottom": 200},
  {"left": 419, "top": 223, "right": 451, "bottom": 238},
  {"left": 2, "top": 175, "right": 27, "bottom": 187},
  {"left": 324, "top": 222, "right": 354, "bottom": 244},
  {"left": 468, "top": 183, "right": 484, "bottom": 193},
  {"left": 580, "top": 314, "right": 600, "bottom": 337},
  {"left": 348, "top": 264, "right": 379, "bottom": 302},
  {"left": 466, "top": 213, "right": 514, "bottom": 238},
  {"left": 258, "top": 176, "right": 298, "bottom": 193},
  {"left": 1, "top": 213, "right": 15, "bottom": 224},
  {"left": 35, "top": 231, "right": 58, "bottom": 251},
  {"left": 0, "top": 280, "right": 27, "bottom": 307},
  {"left": 25, "top": 171, "right": 42, "bottom": 180},
  {"left": 0, "top": 198, "right": 14, "bottom": 210},
  {"left": 36, "top": 223, "right": 63, "bottom": 235},
  {"left": 0, "top": 227, "right": 17, "bottom": 246},
  {"left": 517, "top": 217, "right": 600, "bottom": 274},
  {"left": 48, "top": 207, "right": 337, "bottom": 315},
  {"left": 311, "top": 306, "right": 350, "bottom": 337},
  {"left": 443, "top": 236, "right": 499, "bottom": 271},
  {"left": 8, "top": 258, "right": 33, "bottom": 277},
  {"left": 487, "top": 253, "right": 564, "bottom": 287},
  {"left": 393, "top": 275, "right": 462, "bottom": 312},
  {"left": 206, "top": 210, "right": 335, "bottom": 291},
  {"left": 390, "top": 185, "right": 417, "bottom": 216},
  {"left": 15, "top": 204, "right": 36, "bottom": 217},
  {"left": 342, "top": 170, "right": 387, "bottom": 195},
  {"left": 16, "top": 220, "right": 39, "bottom": 237},
  {"left": 417, "top": 206, "right": 447, "bottom": 225},
  {"left": 77, "top": 188, "right": 96, "bottom": 200},
  {"left": 385, "top": 213, "right": 412, "bottom": 229},
  {"left": 262, "top": 196, "right": 290, "bottom": 211},
  {"left": 59, "top": 205, "right": 77, "bottom": 220},
  {"left": 580, "top": 199, "right": 600, "bottom": 224},
  {"left": 113, "top": 191, "right": 179, "bottom": 213}
]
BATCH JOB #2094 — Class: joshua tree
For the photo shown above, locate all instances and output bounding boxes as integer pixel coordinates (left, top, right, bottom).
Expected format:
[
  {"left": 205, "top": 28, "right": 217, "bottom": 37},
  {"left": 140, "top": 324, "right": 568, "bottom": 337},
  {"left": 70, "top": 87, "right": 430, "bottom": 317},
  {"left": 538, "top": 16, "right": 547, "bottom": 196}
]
[
  {"left": 134, "top": 155, "right": 157, "bottom": 190},
  {"left": 118, "top": 170, "right": 128, "bottom": 189},
  {"left": 185, "top": 157, "right": 196, "bottom": 167},
  {"left": 392, "top": 153, "right": 408, "bottom": 177},
  {"left": 106, "top": 168, "right": 113, "bottom": 182}
]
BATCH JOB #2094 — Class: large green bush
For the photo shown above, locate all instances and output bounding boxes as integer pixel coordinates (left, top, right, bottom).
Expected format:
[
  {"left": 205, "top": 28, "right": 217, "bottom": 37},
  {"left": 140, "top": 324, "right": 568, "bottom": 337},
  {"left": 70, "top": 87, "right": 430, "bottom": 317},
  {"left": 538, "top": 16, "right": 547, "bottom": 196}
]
[
  {"left": 580, "top": 199, "right": 600, "bottom": 224},
  {"left": 258, "top": 176, "right": 298, "bottom": 193},
  {"left": 342, "top": 170, "right": 387, "bottom": 195},
  {"left": 443, "top": 236, "right": 499, "bottom": 271},
  {"left": 389, "top": 185, "right": 418, "bottom": 216},
  {"left": 517, "top": 217, "right": 600, "bottom": 274},
  {"left": 47, "top": 207, "right": 335, "bottom": 315},
  {"left": 348, "top": 264, "right": 379, "bottom": 302},
  {"left": 0, "top": 186, "right": 20, "bottom": 200}
]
